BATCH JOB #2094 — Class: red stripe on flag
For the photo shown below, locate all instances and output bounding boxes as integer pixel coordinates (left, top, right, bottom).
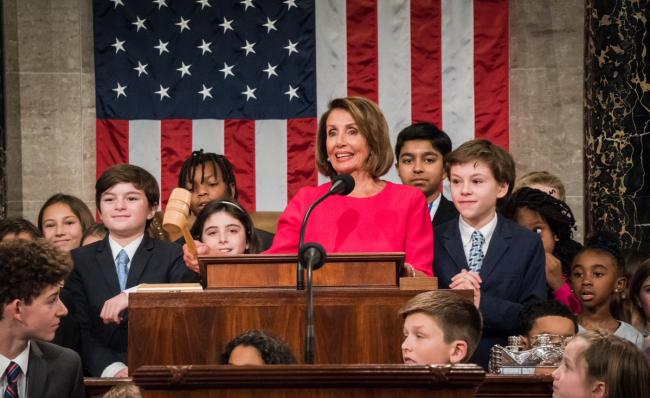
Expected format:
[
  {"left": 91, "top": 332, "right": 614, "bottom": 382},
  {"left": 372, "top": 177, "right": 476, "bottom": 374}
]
[
  {"left": 287, "top": 118, "right": 318, "bottom": 201},
  {"left": 161, "top": 119, "right": 192, "bottom": 209},
  {"left": 96, "top": 119, "right": 129, "bottom": 180},
  {"left": 224, "top": 120, "right": 256, "bottom": 212},
  {"left": 473, "top": 0, "right": 509, "bottom": 149},
  {"left": 411, "top": 0, "right": 442, "bottom": 125},
  {"left": 346, "top": 0, "right": 378, "bottom": 102}
]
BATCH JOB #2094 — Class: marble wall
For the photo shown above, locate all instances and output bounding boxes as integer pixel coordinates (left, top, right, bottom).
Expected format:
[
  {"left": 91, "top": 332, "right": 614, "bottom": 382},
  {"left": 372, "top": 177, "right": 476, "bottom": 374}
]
[
  {"left": 584, "top": 0, "right": 650, "bottom": 249},
  {"left": 3, "top": 0, "right": 587, "bottom": 242},
  {"left": 509, "top": 0, "right": 585, "bottom": 242}
]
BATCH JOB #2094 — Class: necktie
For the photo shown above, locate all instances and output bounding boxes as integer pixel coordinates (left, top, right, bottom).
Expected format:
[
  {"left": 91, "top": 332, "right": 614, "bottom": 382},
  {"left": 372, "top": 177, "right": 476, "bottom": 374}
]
[
  {"left": 116, "top": 249, "right": 130, "bottom": 291},
  {"left": 4, "top": 361, "right": 21, "bottom": 398},
  {"left": 468, "top": 231, "right": 485, "bottom": 272}
]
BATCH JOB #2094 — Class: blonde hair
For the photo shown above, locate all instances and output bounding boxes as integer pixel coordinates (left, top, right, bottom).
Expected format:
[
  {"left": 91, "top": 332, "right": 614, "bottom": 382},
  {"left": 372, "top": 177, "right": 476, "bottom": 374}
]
[
  {"left": 515, "top": 171, "right": 566, "bottom": 200},
  {"left": 398, "top": 291, "right": 482, "bottom": 362},
  {"left": 102, "top": 383, "right": 142, "bottom": 398},
  {"left": 316, "top": 97, "right": 394, "bottom": 179},
  {"left": 575, "top": 331, "right": 650, "bottom": 398}
]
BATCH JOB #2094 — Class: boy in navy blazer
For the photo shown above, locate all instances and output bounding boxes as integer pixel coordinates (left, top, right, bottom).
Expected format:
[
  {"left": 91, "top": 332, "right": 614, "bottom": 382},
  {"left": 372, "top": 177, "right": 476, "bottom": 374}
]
[
  {"left": 433, "top": 140, "right": 546, "bottom": 368},
  {"left": 65, "top": 164, "right": 196, "bottom": 377}
]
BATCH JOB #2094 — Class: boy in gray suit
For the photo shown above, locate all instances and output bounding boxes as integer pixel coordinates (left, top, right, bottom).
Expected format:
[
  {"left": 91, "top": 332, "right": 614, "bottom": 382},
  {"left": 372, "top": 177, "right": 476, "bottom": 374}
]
[{"left": 0, "top": 239, "right": 84, "bottom": 398}]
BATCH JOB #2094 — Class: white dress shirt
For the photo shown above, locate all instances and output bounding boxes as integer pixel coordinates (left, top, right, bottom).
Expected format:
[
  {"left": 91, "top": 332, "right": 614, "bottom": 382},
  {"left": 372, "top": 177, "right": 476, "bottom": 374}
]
[
  {"left": 1, "top": 341, "right": 30, "bottom": 397},
  {"left": 428, "top": 194, "right": 442, "bottom": 221},
  {"left": 458, "top": 213, "right": 498, "bottom": 264}
]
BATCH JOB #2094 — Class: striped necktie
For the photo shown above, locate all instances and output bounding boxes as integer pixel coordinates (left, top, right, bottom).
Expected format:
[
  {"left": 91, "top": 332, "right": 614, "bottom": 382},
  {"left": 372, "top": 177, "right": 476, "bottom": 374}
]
[
  {"left": 4, "top": 361, "right": 21, "bottom": 398},
  {"left": 468, "top": 231, "right": 485, "bottom": 272},
  {"left": 116, "top": 249, "right": 130, "bottom": 291}
]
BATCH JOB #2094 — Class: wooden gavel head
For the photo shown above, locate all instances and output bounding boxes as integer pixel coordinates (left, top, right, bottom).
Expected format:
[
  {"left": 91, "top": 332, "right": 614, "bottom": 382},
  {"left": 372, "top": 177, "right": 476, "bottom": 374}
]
[{"left": 163, "top": 188, "right": 192, "bottom": 235}]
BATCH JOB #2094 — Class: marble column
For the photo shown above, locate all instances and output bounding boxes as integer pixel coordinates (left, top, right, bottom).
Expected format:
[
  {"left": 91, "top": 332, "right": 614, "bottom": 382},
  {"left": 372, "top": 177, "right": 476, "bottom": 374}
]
[{"left": 584, "top": 0, "right": 650, "bottom": 249}]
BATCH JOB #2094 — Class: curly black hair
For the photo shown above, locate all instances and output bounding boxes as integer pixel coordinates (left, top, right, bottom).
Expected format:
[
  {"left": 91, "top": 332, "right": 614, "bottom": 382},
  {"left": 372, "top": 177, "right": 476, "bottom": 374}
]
[
  {"left": 220, "top": 329, "right": 297, "bottom": 365},
  {"left": 579, "top": 231, "right": 624, "bottom": 272},
  {"left": 519, "top": 300, "right": 578, "bottom": 337},
  {"left": 0, "top": 239, "right": 71, "bottom": 319},
  {"left": 502, "top": 187, "right": 582, "bottom": 276},
  {"left": 178, "top": 149, "right": 238, "bottom": 202}
]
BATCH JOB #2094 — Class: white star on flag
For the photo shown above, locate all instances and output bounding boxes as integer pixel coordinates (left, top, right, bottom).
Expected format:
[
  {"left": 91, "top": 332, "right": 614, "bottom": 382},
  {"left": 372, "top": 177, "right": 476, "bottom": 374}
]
[
  {"left": 176, "top": 17, "right": 191, "bottom": 32},
  {"left": 283, "top": 0, "right": 297, "bottom": 10},
  {"left": 152, "top": 0, "right": 168, "bottom": 9},
  {"left": 133, "top": 61, "right": 148, "bottom": 77},
  {"left": 155, "top": 85, "right": 171, "bottom": 100},
  {"left": 242, "top": 85, "right": 257, "bottom": 101},
  {"left": 112, "top": 82, "right": 127, "bottom": 98},
  {"left": 154, "top": 40, "right": 170, "bottom": 55},
  {"left": 241, "top": 0, "right": 255, "bottom": 11},
  {"left": 198, "top": 84, "right": 213, "bottom": 100},
  {"left": 196, "top": 0, "right": 211, "bottom": 10},
  {"left": 262, "top": 17, "right": 278, "bottom": 33},
  {"left": 284, "top": 40, "right": 298, "bottom": 56},
  {"left": 241, "top": 40, "right": 256, "bottom": 56},
  {"left": 132, "top": 16, "right": 147, "bottom": 32},
  {"left": 197, "top": 40, "right": 212, "bottom": 55},
  {"left": 219, "top": 17, "right": 234, "bottom": 33},
  {"left": 109, "top": 0, "right": 124, "bottom": 8},
  {"left": 111, "top": 37, "right": 125, "bottom": 54},
  {"left": 262, "top": 63, "right": 278, "bottom": 79},
  {"left": 220, "top": 63, "right": 235, "bottom": 78},
  {"left": 176, "top": 62, "right": 192, "bottom": 78},
  {"left": 284, "top": 85, "right": 299, "bottom": 101}
]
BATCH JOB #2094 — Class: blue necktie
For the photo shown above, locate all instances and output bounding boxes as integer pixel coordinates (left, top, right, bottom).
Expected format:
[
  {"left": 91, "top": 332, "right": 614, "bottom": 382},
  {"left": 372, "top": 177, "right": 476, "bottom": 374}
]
[
  {"left": 116, "top": 249, "right": 130, "bottom": 291},
  {"left": 468, "top": 231, "right": 485, "bottom": 272},
  {"left": 4, "top": 361, "right": 21, "bottom": 398}
]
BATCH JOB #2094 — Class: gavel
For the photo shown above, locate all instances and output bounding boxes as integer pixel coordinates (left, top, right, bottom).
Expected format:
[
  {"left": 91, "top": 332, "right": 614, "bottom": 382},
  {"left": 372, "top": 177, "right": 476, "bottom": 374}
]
[{"left": 163, "top": 188, "right": 198, "bottom": 256}]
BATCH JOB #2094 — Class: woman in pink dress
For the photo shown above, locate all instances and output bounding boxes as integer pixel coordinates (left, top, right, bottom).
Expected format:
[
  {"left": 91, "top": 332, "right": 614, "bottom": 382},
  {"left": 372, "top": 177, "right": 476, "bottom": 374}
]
[{"left": 265, "top": 97, "right": 433, "bottom": 276}]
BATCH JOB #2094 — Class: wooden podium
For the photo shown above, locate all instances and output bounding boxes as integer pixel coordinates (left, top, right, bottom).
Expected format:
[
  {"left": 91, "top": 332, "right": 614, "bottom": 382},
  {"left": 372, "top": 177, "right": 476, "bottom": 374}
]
[
  {"left": 128, "top": 253, "right": 444, "bottom": 371},
  {"left": 132, "top": 364, "right": 485, "bottom": 398}
]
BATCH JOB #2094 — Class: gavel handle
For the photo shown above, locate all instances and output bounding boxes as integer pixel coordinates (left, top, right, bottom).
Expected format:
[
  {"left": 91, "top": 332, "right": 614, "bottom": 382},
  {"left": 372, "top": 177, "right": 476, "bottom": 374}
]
[{"left": 181, "top": 226, "right": 198, "bottom": 256}]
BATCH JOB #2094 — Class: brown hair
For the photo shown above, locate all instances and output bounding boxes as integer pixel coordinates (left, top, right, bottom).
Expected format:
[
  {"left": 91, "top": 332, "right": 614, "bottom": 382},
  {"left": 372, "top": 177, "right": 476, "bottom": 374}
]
[
  {"left": 398, "top": 291, "right": 482, "bottom": 362},
  {"left": 0, "top": 239, "right": 71, "bottom": 319},
  {"left": 316, "top": 97, "right": 394, "bottom": 179},
  {"left": 515, "top": 171, "right": 566, "bottom": 201},
  {"left": 575, "top": 331, "right": 650, "bottom": 398},
  {"left": 38, "top": 193, "right": 95, "bottom": 236},
  {"left": 95, "top": 164, "right": 159, "bottom": 210},
  {"left": 630, "top": 259, "right": 650, "bottom": 328},
  {"left": 445, "top": 139, "right": 516, "bottom": 196}
]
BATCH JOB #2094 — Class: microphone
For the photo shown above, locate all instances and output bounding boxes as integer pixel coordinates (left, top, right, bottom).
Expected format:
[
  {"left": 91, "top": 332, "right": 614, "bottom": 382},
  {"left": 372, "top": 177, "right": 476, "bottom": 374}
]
[
  {"left": 328, "top": 173, "right": 355, "bottom": 196},
  {"left": 300, "top": 242, "right": 327, "bottom": 364},
  {"left": 296, "top": 174, "right": 355, "bottom": 289}
]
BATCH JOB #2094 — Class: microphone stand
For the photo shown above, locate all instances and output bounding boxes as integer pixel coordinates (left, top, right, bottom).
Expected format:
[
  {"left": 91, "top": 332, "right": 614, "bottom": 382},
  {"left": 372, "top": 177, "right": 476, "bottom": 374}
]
[
  {"left": 300, "top": 243, "right": 326, "bottom": 364},
  {"left": 297, "top": 194, "right": 331, "bottom": 290}
]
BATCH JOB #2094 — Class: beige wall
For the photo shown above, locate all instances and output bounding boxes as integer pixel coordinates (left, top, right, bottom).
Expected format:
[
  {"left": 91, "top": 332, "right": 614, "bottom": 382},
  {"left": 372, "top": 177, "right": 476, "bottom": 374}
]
[{"left": 3, "top": 0, "right": 585, "bottom": 240}]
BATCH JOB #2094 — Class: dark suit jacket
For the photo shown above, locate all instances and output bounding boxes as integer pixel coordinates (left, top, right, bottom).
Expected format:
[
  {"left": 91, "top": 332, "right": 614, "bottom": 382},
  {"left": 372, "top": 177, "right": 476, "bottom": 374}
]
[
  {"left": 27, "top": 340, "right": 85, "bottom": 398},
  {"left": 432, "top": 195, "right": 459, "bottom": 227},
  {"left": 433, "top": 214, "right": 547, "bottom": 368},
  {"left": 65, "top": 235, "right": 197, "bottom": 376}
]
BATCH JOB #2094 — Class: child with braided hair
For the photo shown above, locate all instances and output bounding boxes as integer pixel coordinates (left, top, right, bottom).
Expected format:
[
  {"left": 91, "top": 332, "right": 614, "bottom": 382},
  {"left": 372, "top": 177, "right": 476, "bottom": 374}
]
[{"left": 503, "top": 187, "right": 583, "bottom": 313}]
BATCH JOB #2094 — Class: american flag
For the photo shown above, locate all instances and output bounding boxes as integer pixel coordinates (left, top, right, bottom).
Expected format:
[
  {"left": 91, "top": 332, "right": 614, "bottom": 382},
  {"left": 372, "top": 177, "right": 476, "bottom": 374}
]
[{"left": 94, "top": 0, "right": 509, "bottom": 212}]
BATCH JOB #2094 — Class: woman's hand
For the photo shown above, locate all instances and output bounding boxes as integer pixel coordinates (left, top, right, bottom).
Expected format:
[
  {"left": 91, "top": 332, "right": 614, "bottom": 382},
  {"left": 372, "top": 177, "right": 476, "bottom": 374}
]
[{"left": 183, "top": 240, "right": 209, "bottom": 273}]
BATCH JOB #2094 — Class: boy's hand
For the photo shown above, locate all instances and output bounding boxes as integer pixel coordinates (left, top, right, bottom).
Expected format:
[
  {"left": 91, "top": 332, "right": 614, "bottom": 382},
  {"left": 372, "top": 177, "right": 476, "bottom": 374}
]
[
  {"left": 450, "top": 269, "right": 482, "bottom": 290},
  {"left": 545, "top": 252, "right": 564, "bottom": 291},
  {"left": 100, "top": 292, "right": 128, "bottom": 324},
  {"left": 450, "top": 270, "right": 482, "bottom": 308},
  {"left": 183, "top": 241, "right": 208, "bottom": 273}
]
